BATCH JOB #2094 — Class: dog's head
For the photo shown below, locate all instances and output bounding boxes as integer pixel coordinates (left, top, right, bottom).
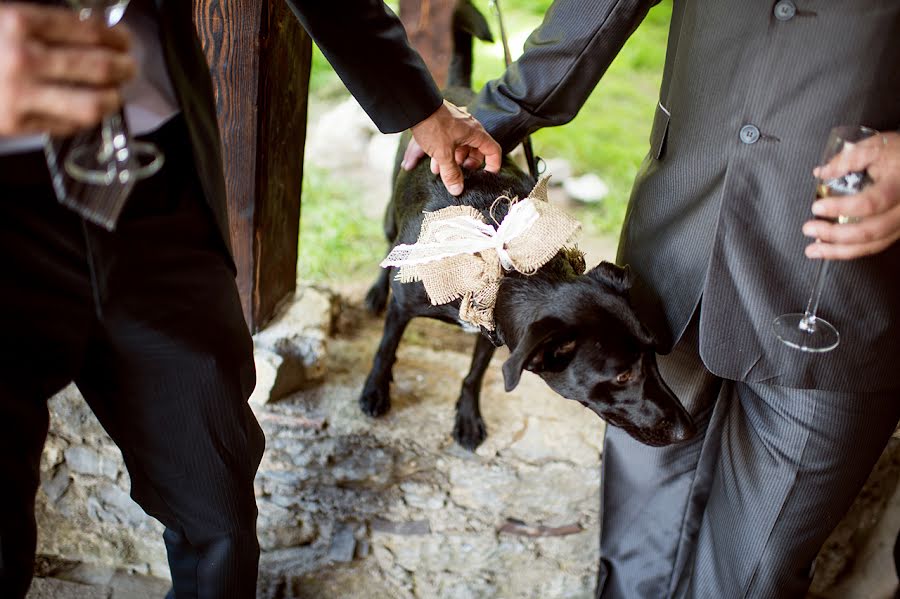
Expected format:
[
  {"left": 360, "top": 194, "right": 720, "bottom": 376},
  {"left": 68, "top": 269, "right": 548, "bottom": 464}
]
[{"left": 494, "top": 261, "right": 695, "bottom": 447}]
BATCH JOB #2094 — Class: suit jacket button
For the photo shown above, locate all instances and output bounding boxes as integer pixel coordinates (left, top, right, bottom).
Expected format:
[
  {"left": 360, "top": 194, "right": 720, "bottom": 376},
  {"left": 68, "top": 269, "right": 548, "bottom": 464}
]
[
  {"left": 740, "top": 124, "right": 761, "bottom": 144},
  {"left": 774, "top": 0, "right": 796, "bottom": 21}
]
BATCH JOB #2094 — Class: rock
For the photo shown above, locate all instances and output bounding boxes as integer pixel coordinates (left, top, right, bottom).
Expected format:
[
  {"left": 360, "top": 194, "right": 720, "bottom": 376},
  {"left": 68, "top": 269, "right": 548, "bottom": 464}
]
[
  {"left": 64, "top": 445, "right": 120, "bottom": 480},
  {"left": 563, "top": 173, "right": 609, "bottom": 203},
  {"left": 306, "top": 98, "right": 379, "bottom": 169},
  {"left": 26, "top": 578, "right": 107, "bottom": 599},
  {"left": 90, "top": 483, "right": 152, "bottom": 529},
  {"left": 249, "top": 347, "right": 283, "bottom": 408},
  {"left": 109, "top": 572, "right": 172, "bottom": 599},
  {"left": 366, "top": 133, "right": 402, "bottom": 179},
  {"left": 328, "top": 523, "right": 358, "bottom": 563},
  {"left": 257, "top": 502, "right": 318, "bottom": 551},
  {"left": 56, "top": 562, "right": 116, "bottom": 585},
  {"left": 507, "top": 416, "right": 599, "bottom": 466},
  {"left": 251, "top": 286, "right": 338, "bottom": 404},
  {"left": 371, "top": 519, "right": 432, "bottom": 536},
  {"left": 41, "top": 465, "right": 71, "bottom": 503},
  {"left": 543, "top": 157, "right": 573, "bottom": 184},
  {"left": 259, "top": 523, "right": 318, "bottom": 553},
  {"left": 447, "top": 462, "right": 518, "bottom": 511}
]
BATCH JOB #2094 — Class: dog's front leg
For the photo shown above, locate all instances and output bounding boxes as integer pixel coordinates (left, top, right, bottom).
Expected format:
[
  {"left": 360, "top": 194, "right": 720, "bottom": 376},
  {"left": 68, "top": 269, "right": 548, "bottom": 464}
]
[
  {"left": 364, "top": 266, "right": 392, "bottom": 315},
  {"left": 453, "top": 333, "right": 496, "bottom": 450},
  {"left": 360, "top": 297, "right": 411, "bottom": 417}
]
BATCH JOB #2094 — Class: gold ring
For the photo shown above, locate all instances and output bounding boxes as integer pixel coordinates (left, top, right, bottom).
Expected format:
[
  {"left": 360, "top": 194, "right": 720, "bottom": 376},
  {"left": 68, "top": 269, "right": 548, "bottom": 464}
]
[{"left": 837, "top": 215, "right": 862, "bottom": 225}]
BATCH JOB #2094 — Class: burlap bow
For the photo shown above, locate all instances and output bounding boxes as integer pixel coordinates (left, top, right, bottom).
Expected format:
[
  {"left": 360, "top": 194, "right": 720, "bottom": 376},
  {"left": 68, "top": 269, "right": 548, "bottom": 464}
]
[{"left": 380, "top": 176, "right": 581, "bottom": 330}]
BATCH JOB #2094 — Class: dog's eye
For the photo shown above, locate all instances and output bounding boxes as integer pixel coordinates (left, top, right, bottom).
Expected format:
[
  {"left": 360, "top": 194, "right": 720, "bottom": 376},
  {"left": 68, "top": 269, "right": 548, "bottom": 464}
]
[
  {"left": 554, "top": 339, "right": 577, "bottom": 358},
  {"left": 615, "top": 371, "right": 634, "bottom": 385}
]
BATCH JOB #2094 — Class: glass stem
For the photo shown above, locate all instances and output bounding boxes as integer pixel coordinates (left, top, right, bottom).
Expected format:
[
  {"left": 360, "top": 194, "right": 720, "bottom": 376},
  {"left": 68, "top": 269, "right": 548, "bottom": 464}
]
[{"left": 799, "top": 259, "right": 831, "bottom": 332}]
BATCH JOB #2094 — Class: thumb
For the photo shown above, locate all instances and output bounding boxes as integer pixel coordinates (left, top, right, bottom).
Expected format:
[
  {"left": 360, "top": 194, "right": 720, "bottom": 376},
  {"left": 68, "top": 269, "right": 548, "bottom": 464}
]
[
  {"left": 437, "top": 157, "right": 464, "bottom": 196},
  {"left": 815, "top": 135, "right": 885, "bottom": 179},
  {"left": 401, "top": 138, "right": 427, "bottom": 171}
]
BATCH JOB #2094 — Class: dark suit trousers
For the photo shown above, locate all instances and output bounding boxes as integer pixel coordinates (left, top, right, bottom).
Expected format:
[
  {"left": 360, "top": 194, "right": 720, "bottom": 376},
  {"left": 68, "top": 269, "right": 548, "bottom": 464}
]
[
  {"left": 597, "top": 313, "right": 900, "bottom": 598},
  {"left": 0, "top": 118, "right": 264, "bottom": 598}
]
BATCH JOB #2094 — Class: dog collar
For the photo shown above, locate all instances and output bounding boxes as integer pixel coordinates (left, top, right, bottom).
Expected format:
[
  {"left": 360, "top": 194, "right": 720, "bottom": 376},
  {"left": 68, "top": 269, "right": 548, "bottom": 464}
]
[{"left": 380, "top": 175, "right": 581, "bottom": 330}]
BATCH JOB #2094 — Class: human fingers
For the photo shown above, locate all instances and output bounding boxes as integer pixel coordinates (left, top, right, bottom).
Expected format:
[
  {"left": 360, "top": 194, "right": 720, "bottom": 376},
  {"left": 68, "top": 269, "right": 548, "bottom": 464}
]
[
  {"left": 430, "top": 156, "right": 439, "bottom": 175},
  {"left": 17, "top": 114, "right": 85, "bottom": 137},
  {"left": 811, "top": 184, "right": 897, "bottom": 222},
  {"left": 32, "top": 42, "right": 136, "bottom": 86},
  {"left": 461, "top": 148, "right": 484, "bottom": 170},
  {"left": 454, "top": 146, "right": 469, "bottom": 167},
  {"left": 805, "top": 236, "right": 899, "bottom": 260},
  {"left": 24, "top": 83, "right": 121, "bottom": 129},
  {"left": 803, "top": 200, "right": 900, "bottom": 259},
  {"left": 435, "top": 155, "right": 464, "bottom": 196},
  {"left": 2, "top": 4, "right": 132, "bottom": 51},
  {"left": 401, "top": 137, "right": 427, "bottom": 171},
  {"left": 813, "top": 132, "right": 888, "bottom": 180},
  {"left": 470, "top": 130, "right": 501, "bottom": 173}
]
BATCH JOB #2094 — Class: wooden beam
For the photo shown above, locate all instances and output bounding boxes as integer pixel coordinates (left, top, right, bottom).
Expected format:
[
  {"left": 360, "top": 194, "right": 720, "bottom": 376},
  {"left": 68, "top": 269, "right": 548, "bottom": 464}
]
[{"left": 193, "top": 0, "right": 312, "bottom": 332}]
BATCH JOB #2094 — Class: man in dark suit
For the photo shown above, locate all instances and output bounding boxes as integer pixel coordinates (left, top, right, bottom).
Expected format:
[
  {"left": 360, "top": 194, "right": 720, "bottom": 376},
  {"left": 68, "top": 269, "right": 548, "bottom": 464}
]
[
  {"left": 404, "top": 0, "right": 900, "bottom": 596},
  {"left": 0, "top": 1, "right": 500, "bottom": 597}
]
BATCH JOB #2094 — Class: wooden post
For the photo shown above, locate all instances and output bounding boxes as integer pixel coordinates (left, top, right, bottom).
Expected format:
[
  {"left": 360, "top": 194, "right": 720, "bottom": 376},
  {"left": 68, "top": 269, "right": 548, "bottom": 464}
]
[
  {"left": 399, "top": 0, "right": 457, "bottom": 87},
  {"left": 193, "top": 0, "right": 312, "bottom": 332}
]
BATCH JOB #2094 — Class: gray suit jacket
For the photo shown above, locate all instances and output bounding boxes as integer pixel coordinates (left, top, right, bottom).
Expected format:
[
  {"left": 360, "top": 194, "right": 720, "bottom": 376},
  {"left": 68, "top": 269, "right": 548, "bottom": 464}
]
[{"left": 471, "top": 0, "right": 900, "bottom": 392}]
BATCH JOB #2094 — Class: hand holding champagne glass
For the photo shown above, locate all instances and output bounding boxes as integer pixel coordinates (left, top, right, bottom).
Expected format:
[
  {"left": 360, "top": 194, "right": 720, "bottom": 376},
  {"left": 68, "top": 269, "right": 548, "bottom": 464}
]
[
  {"left": 772, "top": 125, "right": 879, "bottom": 352},
  {"left": 44, "top": 0, "right": 164, "bottom": 231}
]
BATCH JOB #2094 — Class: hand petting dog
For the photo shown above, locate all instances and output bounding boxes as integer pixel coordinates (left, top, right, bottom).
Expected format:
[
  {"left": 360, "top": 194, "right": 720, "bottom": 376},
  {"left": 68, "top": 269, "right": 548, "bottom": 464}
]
[
  {"left": 805, "top": 130, "right": 900, "bottom": 260},
  {"left": 407, "top": 99, "right": 502, "bottom": 197}
]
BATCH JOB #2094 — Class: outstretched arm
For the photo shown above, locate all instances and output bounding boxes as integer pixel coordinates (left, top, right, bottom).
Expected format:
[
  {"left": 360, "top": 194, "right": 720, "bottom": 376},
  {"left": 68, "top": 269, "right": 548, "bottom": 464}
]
[
  {"left": 401, "top": 0, "right": 658, "bottom": 170},
  {"left": 286, "top": 0, "right": 501, "bottom": 195}
]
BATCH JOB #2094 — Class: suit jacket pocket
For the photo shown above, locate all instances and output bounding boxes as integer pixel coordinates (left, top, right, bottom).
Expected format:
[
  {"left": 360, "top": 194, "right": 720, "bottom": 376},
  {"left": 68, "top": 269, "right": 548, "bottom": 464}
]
[{"left": 650, "top": 101, "right": 670, "bottom": 161}]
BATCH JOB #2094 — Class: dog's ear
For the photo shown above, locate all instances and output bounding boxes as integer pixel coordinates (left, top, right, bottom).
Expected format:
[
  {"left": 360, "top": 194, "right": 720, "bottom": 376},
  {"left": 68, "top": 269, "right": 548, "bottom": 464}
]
[
  {"left": 454, "top": 0, "right": 494, "bottom": 42},
  {"left": 586, "top": 261, "right": 633, "bottom": 293},
  {"left": 502, "top": 317, "right": 576, "bottom": 392}
]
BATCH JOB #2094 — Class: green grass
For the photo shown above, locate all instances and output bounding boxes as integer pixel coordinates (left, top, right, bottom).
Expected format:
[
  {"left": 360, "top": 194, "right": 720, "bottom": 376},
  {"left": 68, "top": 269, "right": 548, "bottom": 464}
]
[
  {"left": 298, "top": 166, "right": 386, "bottom": 283},
  {"left": 300, "top": 0, "right": 671, "bottom": 281}
]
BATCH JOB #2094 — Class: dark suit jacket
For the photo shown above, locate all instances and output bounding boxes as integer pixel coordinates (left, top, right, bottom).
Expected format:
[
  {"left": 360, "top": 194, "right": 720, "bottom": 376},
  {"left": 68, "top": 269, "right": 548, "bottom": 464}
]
[
  {"left": 153, "top": 0, "right": 442, "bottom": 256},
  {"left": 470, "top": 0, "right": 900, "bottom": 392}
]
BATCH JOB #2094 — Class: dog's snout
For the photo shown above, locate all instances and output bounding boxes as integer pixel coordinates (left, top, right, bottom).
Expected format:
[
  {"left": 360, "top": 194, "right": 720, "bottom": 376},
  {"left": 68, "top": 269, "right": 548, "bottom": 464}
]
[{"left": 667, "top": 412, "right": 696, "bottom": 443}]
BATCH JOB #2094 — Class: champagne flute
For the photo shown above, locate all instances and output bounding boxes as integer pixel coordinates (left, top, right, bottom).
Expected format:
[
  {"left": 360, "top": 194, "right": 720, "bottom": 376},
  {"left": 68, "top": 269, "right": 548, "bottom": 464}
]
[
  {"left": 43, "top": 0, "right": 164, "bottom": 231},
  {"left": 772, "top": 125, "right": 877, "bottom": 352},
  {"left": 64, "top": 0, "right": 163, "bottom": 187}
]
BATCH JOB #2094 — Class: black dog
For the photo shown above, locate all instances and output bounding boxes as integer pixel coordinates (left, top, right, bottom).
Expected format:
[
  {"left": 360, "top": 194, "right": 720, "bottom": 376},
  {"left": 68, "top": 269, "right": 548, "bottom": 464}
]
[{"left": 360, "top": 3, "right": 694, "bottom": 451}]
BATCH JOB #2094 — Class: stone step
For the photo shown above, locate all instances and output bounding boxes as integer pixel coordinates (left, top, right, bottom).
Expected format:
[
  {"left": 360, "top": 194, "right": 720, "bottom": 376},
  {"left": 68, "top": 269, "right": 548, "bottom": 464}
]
[{"left": 28, "top": 572, "right": 171, "bottom": 599}]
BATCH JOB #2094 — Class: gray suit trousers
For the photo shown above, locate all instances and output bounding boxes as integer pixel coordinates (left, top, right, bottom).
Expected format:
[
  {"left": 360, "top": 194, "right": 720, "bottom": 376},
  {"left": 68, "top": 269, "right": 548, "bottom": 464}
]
[{"left": 597, "top": 314, "right": 900, "bottom": 599}]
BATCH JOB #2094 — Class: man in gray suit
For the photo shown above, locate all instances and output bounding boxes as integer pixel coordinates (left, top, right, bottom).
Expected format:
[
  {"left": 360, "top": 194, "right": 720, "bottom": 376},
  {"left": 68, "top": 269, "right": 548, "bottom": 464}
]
[{"left": 402, "top": 0, "right": 900, "bottom": 596}]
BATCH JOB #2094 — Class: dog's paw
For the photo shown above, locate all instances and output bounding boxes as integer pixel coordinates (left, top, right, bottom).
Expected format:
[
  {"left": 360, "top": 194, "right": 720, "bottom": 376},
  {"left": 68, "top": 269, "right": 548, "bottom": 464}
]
[
  {"left": 359, "top": 385, "right": 391, "bottom": 417},
  {"left": 364, "top": 281, "right": 389, "bottom": 315},
  {"left": 453, "top": 413, "right": 487, "bottom": 451}
]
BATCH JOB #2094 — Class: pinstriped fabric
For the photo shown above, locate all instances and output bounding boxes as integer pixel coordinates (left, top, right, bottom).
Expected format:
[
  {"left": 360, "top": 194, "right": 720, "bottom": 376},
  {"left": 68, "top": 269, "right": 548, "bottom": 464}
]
[
  {"left": 600, "top": 316, "right": 900, "bottom": 598},
  {"left": 472, "top": 0, "right": 900, "bottom": 393},
  {"left": 472, "top": 2, "right": 900, "bottom": 597}
]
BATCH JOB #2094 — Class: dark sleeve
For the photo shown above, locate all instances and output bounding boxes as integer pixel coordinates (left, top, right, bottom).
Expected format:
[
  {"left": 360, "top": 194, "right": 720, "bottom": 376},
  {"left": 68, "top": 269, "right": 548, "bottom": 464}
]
[
  {"left": 285, "top": 0, "right": 443, "bottom": 134},
  {"left": 470, "top": 0, "right": 659, "bottom": 153}
]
